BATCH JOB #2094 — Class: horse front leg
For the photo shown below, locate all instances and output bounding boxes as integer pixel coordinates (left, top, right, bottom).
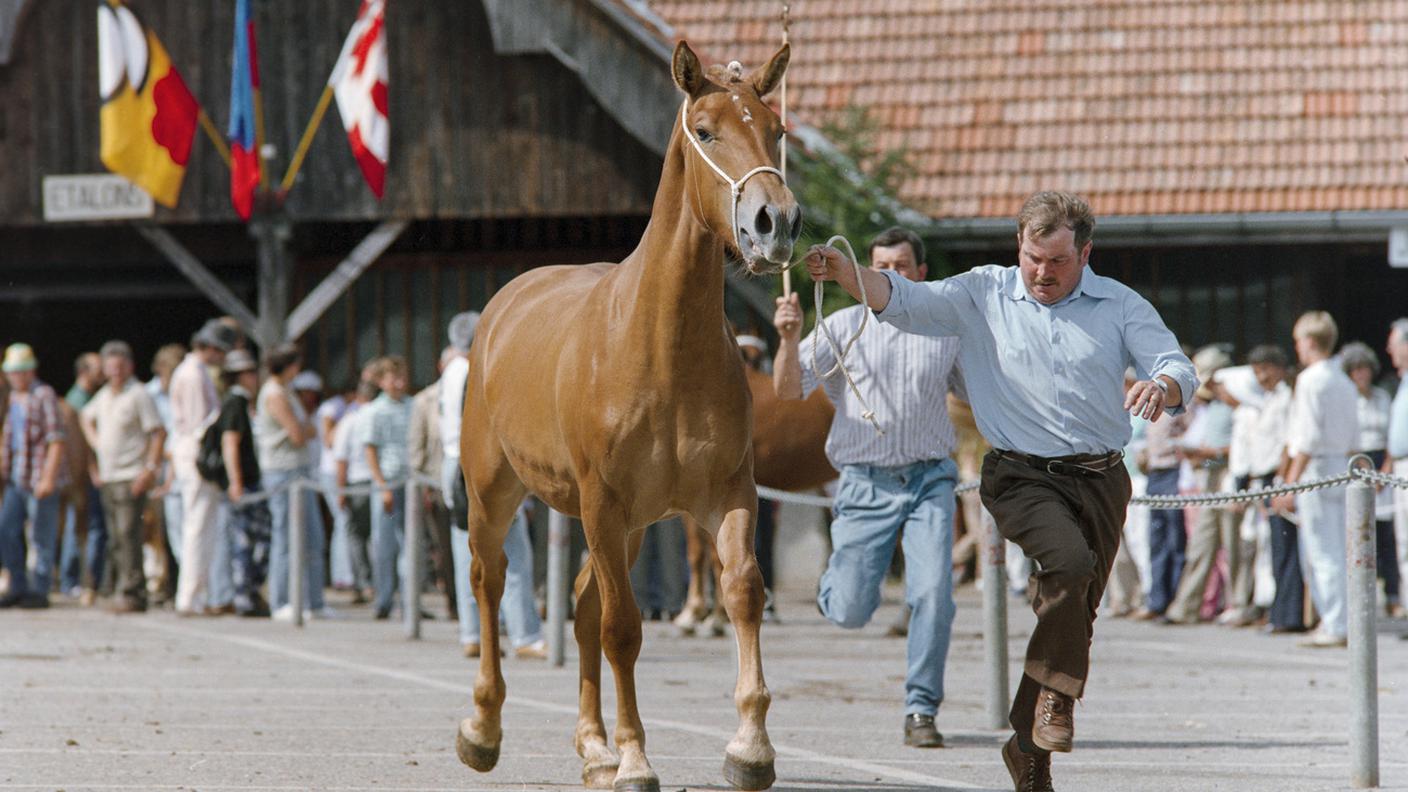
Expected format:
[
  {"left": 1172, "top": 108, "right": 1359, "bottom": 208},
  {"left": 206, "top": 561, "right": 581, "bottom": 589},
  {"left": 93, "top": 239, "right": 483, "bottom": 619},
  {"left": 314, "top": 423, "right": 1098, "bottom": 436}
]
[
  {"left": 573, "top": 561, "right": 619, "bottom": 788},
  {"left": 712, "top": 498, "right": 775, "bottom": 790},
  {"left": 455, "top": 499, "right": 514, "bottom": 773}
]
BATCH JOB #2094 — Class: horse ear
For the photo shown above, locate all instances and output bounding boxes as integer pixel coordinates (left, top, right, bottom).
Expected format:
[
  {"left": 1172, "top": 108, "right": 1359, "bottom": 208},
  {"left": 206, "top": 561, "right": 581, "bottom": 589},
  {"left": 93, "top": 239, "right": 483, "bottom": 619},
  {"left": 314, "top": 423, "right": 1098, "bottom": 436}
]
[
  {"left": 672, "top": 40, "right": 707, "bottom": 96},
  {"left": 750, "top": 43, "right": 790, "bottom": 97}
]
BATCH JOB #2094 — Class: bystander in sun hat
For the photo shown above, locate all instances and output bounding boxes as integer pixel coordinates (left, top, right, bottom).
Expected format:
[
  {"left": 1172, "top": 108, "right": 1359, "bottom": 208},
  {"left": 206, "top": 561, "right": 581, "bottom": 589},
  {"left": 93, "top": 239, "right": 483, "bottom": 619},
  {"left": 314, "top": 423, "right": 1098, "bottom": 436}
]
[{"left": 1, "top": 343, "right": 38, "bottom": 373}]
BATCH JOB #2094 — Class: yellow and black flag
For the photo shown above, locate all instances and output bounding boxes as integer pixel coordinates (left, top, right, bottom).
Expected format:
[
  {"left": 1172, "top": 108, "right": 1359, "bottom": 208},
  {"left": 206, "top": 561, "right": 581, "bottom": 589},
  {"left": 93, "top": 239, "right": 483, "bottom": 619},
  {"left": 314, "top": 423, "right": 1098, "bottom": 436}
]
[{"left": 97, "top": 0, "right": 199, "bottom": 207}]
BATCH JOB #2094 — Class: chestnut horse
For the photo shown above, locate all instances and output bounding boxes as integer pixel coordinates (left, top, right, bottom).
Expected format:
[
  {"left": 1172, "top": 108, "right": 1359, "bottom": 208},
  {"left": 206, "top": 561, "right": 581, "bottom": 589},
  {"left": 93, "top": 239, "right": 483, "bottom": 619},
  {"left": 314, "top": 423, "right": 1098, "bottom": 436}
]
[
  {"left": 675, "top": 365, "right": 835, "bottom": 635},
  {"left": 456, "top": 42, "right": 799, "bottom": 792}
]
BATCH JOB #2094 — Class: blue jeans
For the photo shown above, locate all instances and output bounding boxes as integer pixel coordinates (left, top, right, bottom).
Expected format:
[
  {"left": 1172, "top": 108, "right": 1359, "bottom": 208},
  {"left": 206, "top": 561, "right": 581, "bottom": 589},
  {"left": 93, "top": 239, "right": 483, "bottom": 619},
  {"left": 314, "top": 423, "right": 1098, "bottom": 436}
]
[
  {"left": 0, "top": 485, "right": 61, "bottom": 598},
  {"left": 60, "top": 483, "right": 107, "bottom": 592},
  {"left": 265, "top": 468, "right": 327, "bottom": 611},
  {"left": 817, "top": 459, "right": 957, "bottom": 716},
  {"left": 445, "top": 456, "right": 542, "bottom": 647},
  {"left": 321, "top": 472, "right": 355, "bottom": 588},
  {"left": 1144, "top": 468, "right": 1185, "bottom": 615},
  {"left": 208, "top": 499, "right": 235, "bottom": 608},
  {"left": 370, "top": 486, "right": 405, "bottom": 614}
]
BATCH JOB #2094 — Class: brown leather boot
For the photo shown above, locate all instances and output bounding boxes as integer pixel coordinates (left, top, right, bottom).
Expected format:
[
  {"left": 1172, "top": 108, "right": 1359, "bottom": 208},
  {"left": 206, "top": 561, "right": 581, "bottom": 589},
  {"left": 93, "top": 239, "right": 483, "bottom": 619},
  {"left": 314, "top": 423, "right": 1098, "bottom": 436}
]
[
  {"left": 1032, "top": 687, "right": 1074, "bottom": 753},
  {"left": 1001, "top": 735, "right": 1053, "bottom": 791}
]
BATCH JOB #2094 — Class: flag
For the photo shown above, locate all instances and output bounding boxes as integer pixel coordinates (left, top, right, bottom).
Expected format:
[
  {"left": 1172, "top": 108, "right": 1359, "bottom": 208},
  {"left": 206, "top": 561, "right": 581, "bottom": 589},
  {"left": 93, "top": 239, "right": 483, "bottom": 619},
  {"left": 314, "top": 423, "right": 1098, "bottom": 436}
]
[
  {"left": 97, "top": 0, "right": 199, "bottom": 208},
  {"left": 329, "top": 0, "right": 388, "bottom": 198},
  {"left": 227, "top": 0, "right": 260, "bottom": 219}
]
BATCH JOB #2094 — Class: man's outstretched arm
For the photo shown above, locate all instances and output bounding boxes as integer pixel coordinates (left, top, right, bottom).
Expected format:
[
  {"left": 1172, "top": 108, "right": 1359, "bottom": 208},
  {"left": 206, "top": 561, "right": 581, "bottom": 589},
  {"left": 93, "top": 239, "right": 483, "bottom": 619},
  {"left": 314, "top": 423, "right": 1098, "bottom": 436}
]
[{"left": 804, "top": 245, "right": 893, "bottom": 312}]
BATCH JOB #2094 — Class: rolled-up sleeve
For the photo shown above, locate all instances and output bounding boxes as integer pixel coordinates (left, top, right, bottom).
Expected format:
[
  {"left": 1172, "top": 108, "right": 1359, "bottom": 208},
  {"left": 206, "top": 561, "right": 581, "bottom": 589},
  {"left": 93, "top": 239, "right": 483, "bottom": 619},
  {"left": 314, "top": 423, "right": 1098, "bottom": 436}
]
[
  {"left": 1121, "top": 294, "right": 1197, "bottom": 416},
  {"left": 875, "top": 269, "right": 966, "bottom": 337}
]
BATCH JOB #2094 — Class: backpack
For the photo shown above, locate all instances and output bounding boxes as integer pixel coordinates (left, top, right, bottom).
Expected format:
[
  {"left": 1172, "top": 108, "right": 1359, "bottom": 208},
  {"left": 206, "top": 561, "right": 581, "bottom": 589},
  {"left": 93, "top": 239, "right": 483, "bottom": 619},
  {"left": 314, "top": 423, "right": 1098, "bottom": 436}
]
[{"left": 195, "top": 417, "right": 227, "bottom": 487}]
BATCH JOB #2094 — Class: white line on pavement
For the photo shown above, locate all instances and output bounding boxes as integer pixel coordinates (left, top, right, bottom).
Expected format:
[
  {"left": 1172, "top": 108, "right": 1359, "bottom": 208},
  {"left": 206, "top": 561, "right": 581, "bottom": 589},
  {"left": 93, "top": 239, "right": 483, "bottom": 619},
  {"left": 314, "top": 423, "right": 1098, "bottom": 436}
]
[{"left": 132, "top": 618, "right": 984, "bottom": 792}]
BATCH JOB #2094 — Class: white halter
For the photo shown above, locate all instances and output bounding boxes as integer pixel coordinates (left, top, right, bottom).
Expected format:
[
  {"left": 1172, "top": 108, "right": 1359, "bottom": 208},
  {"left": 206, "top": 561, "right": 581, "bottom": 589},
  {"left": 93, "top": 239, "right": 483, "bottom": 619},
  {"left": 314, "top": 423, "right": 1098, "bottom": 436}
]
[{"left": 678, "top": 100, "right": 786, "bottom": 259}]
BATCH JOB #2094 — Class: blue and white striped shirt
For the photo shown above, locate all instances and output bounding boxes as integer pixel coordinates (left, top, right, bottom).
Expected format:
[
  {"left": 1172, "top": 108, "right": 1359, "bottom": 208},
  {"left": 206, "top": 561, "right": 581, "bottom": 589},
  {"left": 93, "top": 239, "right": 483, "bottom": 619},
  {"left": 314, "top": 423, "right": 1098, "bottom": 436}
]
[
  {"left": 876, "top": 264, "right": 1197, "bottom": 458},
  {"left": 800, "top": 304, "right": 961, "bottom": 468}
]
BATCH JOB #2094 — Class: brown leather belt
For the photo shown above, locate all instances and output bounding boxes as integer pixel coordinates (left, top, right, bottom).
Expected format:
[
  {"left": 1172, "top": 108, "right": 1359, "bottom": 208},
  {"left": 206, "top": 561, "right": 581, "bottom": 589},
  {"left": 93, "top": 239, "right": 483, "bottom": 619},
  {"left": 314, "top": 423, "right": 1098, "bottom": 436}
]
[{"left": 993, "top": 449, "right": 1125, "bottom": 479}]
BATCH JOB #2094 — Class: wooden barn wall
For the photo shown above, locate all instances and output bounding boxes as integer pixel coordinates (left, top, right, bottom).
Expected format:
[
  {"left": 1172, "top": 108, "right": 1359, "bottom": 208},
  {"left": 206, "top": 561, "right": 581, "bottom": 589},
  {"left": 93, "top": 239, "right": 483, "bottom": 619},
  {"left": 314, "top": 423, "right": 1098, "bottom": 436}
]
[{"left": 0, "top": 0, "right": 662, "bottom": 226}]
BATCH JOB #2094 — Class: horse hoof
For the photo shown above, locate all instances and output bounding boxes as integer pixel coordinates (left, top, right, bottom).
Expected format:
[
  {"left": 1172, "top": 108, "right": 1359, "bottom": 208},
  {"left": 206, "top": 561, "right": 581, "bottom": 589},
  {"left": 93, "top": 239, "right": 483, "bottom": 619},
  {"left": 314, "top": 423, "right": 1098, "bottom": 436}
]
[
  {"left": 455, "top": 730, "right": 500, "bottom": 772},
  {"left": 723, "top": 754, "right": 775, "bottom": 791},
  {"left": 612, "top": 779, "right": 660, "bottom": 792},
  {"left": 583, "top": 761, "right": 620, "bottom": 789}
]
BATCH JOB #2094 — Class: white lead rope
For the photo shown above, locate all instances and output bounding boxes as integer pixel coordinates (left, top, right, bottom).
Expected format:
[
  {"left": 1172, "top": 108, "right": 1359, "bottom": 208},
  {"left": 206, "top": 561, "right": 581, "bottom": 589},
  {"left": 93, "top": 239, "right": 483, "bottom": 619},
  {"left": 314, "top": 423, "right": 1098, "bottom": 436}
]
[
  {"left": 678, "top": 99, "right": 883, "bottom": 435},
  {"left": 809, "top": 236, "right": 884, "bottom": 435}
]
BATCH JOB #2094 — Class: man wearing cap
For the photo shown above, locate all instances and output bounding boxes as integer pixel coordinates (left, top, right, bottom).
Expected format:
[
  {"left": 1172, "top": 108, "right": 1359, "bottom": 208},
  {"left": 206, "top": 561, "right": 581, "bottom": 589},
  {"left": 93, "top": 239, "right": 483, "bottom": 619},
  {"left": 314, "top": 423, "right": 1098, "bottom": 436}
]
[
  {"left": 803, "top": 192, "right": 1196, "bottom": 790},
  {"left": 0, "top": 344, "right": 69, "bottom": 608},
  {"left": 440, "top": 312, "right": 546, "bottom": 658},
  {"left": 215, "top": 349, "right": 272, "bottom": 617},
  {"left": 170, "top": 319, "right": 235, "bottom": 615},
  {"left": 80, "top": 341, "right": 166, "bottom": 613},
  {"left": 1164, "top": 345, "right": 1238, "bottom": 625}
]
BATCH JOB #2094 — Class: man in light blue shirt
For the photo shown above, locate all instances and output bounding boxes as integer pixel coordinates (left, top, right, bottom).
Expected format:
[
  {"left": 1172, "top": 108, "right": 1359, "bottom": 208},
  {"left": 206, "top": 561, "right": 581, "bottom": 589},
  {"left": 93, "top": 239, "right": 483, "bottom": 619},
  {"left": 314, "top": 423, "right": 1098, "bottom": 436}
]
[{"left": 804, "top": 191, "right": 1196, "bottom": 790}]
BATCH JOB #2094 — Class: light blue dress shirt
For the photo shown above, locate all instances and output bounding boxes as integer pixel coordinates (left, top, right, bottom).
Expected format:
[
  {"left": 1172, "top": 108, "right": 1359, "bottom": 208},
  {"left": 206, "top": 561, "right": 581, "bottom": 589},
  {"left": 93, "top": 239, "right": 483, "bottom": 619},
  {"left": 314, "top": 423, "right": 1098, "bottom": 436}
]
[
  {"left": 1389, "top": 374, "right": 1408, "bottom": 459},
  {"left": 876, "top": 264, "right": 1198, "bottom": 457}
]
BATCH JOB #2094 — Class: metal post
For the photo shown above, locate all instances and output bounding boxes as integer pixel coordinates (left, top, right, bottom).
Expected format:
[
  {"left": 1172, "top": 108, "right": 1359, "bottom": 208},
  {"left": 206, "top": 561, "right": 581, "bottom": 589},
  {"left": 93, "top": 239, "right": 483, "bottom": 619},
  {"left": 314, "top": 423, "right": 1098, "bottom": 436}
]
[
  {"left": 404, "top": 480, "right": 423, "bottom": 640},
  {"left": 982, "top": 507, "right": 1010, "bottom": 730},
  {"left": 1346, "top": 477, "right": 1379, "bottom": 788},
  {"left": 547, "top": 509, "right": 570, "bottom": 668},
  {"left": 289, "top": 480, "right": 305, "bottom": 628}
]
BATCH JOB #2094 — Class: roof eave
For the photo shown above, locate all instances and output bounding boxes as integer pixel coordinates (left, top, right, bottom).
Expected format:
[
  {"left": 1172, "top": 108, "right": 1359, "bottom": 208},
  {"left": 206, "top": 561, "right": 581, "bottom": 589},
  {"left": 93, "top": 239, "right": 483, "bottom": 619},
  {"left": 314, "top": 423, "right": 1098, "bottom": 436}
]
[{"left": 929, "top": 211, "right": 1408, "bottom": 249}]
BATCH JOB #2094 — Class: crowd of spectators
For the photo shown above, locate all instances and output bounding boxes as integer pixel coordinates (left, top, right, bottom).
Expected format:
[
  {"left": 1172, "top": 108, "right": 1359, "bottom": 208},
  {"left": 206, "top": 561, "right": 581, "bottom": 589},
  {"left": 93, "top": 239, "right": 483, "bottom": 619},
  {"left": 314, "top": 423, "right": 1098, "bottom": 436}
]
[
  {"left": 1103, "top": 313, "right": 1408, "bottom": 647},
  {"left": 0, "top": 313, "right": 546, "bottom": 658}
]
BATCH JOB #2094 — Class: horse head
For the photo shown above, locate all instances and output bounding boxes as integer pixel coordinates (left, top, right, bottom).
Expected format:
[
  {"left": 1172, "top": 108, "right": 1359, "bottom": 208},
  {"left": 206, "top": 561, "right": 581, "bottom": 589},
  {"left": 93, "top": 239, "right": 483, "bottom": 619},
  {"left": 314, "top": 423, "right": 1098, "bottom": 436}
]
[{"left": 672, "top": 41, "right": 802, "bottom": 275}]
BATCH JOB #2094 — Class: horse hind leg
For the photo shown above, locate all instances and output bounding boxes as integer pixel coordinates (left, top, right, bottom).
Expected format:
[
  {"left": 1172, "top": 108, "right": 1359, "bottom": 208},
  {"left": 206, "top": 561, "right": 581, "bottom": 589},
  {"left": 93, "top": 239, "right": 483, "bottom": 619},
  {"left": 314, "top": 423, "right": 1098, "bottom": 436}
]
[
  {"left": 573, "top": 561, "right": 619, "bottom": 788},
  {"left": 671, "top": 516, "right": 710, "bottom": 636},
  {"left": 455, "top": 477, "right": 526, "bottom": 774}
]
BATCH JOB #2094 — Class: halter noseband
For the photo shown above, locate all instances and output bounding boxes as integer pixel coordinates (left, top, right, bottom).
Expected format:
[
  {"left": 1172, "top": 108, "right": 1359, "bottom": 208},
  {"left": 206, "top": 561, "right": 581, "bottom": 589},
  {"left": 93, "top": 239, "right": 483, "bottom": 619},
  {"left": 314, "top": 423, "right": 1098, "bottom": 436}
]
[{"left": 678, "top": 100, "right": 786, "bottom": 259}]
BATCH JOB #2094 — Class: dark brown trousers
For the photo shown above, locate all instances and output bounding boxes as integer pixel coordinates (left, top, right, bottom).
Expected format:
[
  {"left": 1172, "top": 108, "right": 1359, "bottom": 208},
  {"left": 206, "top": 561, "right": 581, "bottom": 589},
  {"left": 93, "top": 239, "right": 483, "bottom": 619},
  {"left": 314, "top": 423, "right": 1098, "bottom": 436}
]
[{"left": 979, "top": 450, "right": 1130, "bottom": 753}]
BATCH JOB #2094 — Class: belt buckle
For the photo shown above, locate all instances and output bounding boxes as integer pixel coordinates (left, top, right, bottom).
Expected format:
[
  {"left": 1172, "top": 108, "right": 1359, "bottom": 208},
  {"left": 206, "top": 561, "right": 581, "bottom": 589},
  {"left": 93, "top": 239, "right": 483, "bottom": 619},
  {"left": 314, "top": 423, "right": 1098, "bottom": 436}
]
[{"left": 1045, "top": 460, "right": 1067, "bottom": 476}]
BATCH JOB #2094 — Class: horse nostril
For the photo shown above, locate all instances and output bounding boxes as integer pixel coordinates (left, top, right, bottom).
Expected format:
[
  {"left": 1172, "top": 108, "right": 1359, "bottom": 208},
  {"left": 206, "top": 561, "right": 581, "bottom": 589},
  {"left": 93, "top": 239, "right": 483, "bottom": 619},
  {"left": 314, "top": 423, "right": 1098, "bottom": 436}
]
[
  {"left": 788, "top": 206, "right": 803, "bottom": 241},
  {"left": 754, "top": 205, "right": 774, "bottom": 237}
]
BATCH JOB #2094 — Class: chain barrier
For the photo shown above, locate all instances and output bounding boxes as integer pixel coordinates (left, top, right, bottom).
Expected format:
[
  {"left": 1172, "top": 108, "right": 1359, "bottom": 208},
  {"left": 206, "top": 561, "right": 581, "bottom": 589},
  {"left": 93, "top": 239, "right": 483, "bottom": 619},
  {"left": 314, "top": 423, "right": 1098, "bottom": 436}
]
[
  {"left": 754, "top": 461, "right": 1408, "bottom": 511},
  {"left": 227, "top": 473, "right": 443, "bottom": 507}
]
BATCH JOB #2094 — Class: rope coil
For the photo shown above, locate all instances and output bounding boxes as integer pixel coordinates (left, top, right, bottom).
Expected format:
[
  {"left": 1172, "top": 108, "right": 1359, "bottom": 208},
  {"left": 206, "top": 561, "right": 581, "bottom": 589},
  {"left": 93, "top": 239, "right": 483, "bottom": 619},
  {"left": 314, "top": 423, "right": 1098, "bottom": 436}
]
[{"left": 808, "top": 235, "right": 884, "bottom": 434}]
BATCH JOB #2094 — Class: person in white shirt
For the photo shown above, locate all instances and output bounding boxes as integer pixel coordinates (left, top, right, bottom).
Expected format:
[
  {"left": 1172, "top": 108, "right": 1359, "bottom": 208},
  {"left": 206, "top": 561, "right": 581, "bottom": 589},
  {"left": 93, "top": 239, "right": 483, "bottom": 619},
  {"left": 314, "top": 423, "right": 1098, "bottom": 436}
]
[
  {"left": 439, "top": 312, "right": 545, "bottom": 658},
  {"left": 332, "top": 381, "right": 376, "bottom": 601},
  {"left": 1240, "top": 346, "right": 1304, "bottom": 632},
  {"left": 1340, "top": 341, "right": 1400, "bottom": 618},
  {"left": 1272, "top": 312, "right": 1358, "bottom": 646},
  {"left": 1386, "top": 318, "right": 1408, "bottom": 623}
]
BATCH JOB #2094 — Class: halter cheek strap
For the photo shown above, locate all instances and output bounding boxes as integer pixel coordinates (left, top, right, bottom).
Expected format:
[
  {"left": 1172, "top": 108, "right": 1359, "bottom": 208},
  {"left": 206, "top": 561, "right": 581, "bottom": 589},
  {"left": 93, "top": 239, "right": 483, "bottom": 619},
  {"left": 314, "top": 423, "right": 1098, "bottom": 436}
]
[{"left": 679, "top": 101, "right": 785, "bottom": 257}]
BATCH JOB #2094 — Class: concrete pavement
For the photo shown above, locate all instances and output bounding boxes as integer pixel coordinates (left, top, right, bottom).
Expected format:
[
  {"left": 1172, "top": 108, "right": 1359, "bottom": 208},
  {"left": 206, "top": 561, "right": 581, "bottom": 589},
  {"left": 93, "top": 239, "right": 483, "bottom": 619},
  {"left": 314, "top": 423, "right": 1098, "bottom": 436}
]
[{"left": 2, "top": 586, "right": 1405, "bottom": 791}]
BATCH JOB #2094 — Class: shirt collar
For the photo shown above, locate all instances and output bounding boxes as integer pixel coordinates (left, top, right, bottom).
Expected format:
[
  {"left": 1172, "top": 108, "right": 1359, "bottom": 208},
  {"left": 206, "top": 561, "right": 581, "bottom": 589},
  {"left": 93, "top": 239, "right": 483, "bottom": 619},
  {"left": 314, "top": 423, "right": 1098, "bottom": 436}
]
[{"left": 1006, "top": 264, "right": 1113, "bottom": 305}]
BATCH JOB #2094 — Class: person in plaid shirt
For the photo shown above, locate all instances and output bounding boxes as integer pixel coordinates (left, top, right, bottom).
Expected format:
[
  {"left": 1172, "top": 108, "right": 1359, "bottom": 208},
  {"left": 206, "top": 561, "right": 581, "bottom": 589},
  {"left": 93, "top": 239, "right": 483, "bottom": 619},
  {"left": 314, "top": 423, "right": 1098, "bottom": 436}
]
[{"left": 0, "top": 343, "right": 70, "bottom": 608}]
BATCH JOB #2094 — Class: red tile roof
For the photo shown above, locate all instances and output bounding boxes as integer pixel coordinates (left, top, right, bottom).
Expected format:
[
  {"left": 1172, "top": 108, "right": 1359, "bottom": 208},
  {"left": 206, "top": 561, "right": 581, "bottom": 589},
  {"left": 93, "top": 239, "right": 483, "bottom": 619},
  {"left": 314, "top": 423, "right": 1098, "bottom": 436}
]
[{"left": 647, "top": 0, "right": 1408, "bottom": 218}]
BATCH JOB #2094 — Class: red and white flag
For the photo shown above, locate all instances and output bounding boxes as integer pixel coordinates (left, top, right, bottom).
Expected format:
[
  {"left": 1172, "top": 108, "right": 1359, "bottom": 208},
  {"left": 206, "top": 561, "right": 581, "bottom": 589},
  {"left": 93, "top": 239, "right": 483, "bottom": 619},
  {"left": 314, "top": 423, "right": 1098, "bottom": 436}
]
[{"left": 329, "top": 0, "right": 387, "bottom": 198}]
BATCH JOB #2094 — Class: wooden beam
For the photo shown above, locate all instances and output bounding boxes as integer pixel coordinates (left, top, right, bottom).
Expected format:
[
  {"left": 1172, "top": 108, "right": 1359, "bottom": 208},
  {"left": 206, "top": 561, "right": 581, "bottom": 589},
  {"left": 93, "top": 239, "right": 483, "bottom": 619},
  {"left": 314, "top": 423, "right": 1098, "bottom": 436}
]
[
  {"left": 284, "top": 219, "right": 408, "bottom": 343},
  {"left": 136, "top": 225, "right": 261, "bottom": 340}
]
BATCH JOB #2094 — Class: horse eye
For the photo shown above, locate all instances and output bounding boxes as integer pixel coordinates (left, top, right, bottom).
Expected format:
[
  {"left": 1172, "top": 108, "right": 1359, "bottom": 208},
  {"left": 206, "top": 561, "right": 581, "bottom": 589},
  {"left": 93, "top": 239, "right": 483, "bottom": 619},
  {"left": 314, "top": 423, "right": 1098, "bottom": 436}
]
[{"left": 695, "top": 127, "right": 714, "bottom": 143}]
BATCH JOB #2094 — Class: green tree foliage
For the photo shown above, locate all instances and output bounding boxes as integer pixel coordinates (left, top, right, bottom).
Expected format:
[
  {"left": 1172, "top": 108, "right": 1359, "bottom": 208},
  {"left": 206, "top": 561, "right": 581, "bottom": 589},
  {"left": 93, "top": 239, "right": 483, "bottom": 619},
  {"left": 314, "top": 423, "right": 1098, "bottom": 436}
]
[{"left": 783, "top": 106, "right": 947, "bottom": 322}]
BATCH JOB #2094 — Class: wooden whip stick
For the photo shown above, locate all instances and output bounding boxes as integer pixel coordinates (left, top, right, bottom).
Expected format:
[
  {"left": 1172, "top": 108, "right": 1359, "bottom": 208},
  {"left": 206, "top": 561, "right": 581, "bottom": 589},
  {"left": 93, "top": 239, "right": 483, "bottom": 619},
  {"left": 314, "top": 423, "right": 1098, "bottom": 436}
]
[{"left": 780, "top": 1, "right": 793, "bottom": 296}]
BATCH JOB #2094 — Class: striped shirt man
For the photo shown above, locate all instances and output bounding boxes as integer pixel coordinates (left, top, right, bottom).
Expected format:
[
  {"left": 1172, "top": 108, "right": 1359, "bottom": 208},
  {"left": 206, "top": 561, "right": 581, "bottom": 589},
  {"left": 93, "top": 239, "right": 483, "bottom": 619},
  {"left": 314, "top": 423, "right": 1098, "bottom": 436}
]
[{"left": 801, "top": 304, "right": 961, "bottom": 467}]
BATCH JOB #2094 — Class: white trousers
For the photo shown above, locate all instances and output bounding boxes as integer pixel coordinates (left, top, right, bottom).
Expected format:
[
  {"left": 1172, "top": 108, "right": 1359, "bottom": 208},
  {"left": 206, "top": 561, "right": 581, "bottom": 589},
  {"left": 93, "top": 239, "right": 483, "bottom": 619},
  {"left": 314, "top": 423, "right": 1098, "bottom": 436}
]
[
  {"left": 174, "top": 438, "right": 223, "bottom": 613},
  {"left": 1394, "top": 459, "right": 1408, "bottom": 602},
  {"left": 1295, "top": 456, "right": 1348, "bottom": 637}
]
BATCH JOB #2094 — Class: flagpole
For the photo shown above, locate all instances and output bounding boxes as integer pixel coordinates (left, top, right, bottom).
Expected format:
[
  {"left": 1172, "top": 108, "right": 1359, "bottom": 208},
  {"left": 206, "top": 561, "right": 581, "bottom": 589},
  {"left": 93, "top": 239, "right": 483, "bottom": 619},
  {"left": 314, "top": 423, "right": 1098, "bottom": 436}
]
[
  {"left": 279, "top": 84, "right": 333, "bottom": 194},
  {"left": 197, "top": 109, "right": 233, "bottom": 169}
]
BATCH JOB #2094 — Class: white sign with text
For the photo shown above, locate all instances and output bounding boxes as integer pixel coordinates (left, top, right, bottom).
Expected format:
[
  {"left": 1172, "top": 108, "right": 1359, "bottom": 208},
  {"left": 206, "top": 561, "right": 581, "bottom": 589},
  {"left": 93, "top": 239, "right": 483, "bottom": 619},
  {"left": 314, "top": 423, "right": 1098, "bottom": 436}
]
[{"left": 42, "top": 174, "right": 154, "bottom": 222}]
